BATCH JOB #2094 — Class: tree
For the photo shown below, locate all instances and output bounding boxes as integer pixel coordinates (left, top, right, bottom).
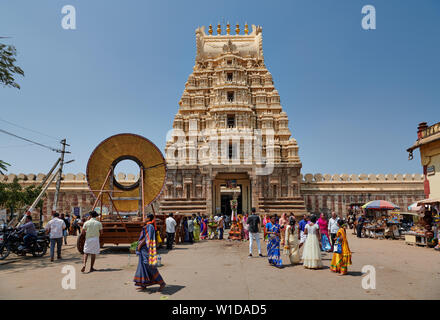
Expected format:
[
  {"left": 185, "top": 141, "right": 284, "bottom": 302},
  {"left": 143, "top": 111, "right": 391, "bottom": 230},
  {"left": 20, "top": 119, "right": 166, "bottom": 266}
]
[
  {"left": 0, "top": 178, "right": 43, "bottom": 222},
  {"left": 0, "top": 43, "right": 24, "bottom": 89},
  {"left": 0, "top": 160, "right": 10, "bottom": 175}
]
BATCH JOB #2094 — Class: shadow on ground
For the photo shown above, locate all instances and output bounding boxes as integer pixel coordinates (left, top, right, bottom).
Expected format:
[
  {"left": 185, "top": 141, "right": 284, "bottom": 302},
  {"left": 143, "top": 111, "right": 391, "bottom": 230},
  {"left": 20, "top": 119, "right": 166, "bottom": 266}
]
[
  {"left": 0, "top": 254, "right": 81, "bottom": 272},
  {"left": 140, "top": 284, "right": 185, "bottom": 296}
]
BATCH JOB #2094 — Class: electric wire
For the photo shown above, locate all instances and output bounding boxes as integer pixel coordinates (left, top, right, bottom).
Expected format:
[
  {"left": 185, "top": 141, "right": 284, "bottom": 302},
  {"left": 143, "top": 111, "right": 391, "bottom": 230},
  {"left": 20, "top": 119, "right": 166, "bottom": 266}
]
[
  {"left": 0, "top": 117, "right": 60, "bottom": 141},
  {"left": 0, "top": 128, "right": 62, "bottom": 153}
]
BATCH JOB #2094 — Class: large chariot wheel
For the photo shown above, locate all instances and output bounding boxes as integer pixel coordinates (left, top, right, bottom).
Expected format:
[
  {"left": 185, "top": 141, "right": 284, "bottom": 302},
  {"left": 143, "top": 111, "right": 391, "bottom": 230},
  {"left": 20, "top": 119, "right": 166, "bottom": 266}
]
[{"left": 87, "top": 133, "right": 166, "bottom": 212}]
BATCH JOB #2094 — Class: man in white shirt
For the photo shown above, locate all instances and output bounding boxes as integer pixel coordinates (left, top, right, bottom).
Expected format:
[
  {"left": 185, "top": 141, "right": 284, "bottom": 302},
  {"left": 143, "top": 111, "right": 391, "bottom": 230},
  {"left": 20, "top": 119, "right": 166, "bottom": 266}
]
[
  {"left": 45, "top": 212, "right": 66, "bottom": 262},
  {"left": 81, "top": 211, "right": 103, "bottom": 273},
  {"left": 328, "top": 211, "right": 340, "bottom": 247},
  {"left": 165, "top": 213, "right": 177, "bottom": 250}
]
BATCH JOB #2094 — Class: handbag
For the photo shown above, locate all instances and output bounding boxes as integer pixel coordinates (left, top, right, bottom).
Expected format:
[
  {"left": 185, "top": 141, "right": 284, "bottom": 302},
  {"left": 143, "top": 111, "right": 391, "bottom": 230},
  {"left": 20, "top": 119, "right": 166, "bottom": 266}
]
[{"left": 333, "top": 237, "right": 342, "bottom": 254}]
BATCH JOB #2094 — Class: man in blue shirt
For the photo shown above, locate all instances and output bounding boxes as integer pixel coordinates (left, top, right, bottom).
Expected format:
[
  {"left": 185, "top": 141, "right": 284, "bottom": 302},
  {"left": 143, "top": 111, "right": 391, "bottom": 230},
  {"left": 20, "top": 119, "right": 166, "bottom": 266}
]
[
  {"left": 299, "top": 215, "right": 309, "bottom": 232},
  {"left": 18, "top": 215, "right": 37, "bottom": 250}
]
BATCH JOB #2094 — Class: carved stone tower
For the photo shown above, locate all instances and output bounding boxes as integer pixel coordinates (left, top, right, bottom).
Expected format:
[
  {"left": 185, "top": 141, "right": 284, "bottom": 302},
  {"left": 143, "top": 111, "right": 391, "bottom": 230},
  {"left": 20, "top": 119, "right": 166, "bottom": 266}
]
[{"left": 159, "top": 24, "right": 306, "bottom": 216}]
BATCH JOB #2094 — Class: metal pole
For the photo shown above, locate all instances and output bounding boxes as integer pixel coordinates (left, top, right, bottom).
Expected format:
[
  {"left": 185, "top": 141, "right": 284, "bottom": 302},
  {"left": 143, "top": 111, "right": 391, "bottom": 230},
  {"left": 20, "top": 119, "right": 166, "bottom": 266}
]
[
  {"left": 92, "top": 168, "right": 112, "bottom": 210},
  {"left": 39, "top": 158, "right": 61, "bottom": 188},
  {"left": 18, "top": 167, "right": 61, "bottom": 226},
  {"left": 52, "top": 139, "right": 67, "bottom": 213}
]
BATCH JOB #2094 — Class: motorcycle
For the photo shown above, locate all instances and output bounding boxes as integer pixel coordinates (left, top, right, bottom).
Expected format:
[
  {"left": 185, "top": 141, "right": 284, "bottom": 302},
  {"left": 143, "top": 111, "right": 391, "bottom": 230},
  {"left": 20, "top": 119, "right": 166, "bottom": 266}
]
[{"left": 0, "top": 224, "right": 49, "bottom": 260}]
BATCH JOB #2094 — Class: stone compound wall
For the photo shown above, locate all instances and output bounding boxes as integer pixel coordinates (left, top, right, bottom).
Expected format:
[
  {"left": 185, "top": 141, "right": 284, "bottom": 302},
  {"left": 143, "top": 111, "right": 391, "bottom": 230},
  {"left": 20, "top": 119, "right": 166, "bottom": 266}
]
[
  {"left": 300, "top": 173, "right": 425, "bottom": 217},
  {"left": 0, "top": 172, "right": 425, "bottom": 220}
]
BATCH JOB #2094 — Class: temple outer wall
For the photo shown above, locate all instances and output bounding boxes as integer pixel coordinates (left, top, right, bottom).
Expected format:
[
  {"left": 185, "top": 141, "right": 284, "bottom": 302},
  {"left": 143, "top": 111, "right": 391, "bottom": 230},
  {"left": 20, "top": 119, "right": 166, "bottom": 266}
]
[{"left": 0, "top": 172, "right": 425, "bottom": 221}]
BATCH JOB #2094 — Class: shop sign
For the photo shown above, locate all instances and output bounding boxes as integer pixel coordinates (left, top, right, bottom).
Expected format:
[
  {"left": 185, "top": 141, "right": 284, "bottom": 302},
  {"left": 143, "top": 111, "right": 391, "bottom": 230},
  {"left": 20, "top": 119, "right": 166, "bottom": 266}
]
[{"left": 427, "top": 165, "right": 435, "bottom": 176}]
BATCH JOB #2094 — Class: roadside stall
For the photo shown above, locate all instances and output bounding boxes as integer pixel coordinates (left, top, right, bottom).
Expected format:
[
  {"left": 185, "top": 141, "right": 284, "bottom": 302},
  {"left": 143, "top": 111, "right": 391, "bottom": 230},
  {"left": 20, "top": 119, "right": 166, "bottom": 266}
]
[
  {"left": 414, "top": 198, "right": 440, "bottom": 249},
  {"left": 384, "top": 210, "right": 401, "bottom": 239},
  {"left": 361, "top": 200, "right": 399, "bottom": 239}
]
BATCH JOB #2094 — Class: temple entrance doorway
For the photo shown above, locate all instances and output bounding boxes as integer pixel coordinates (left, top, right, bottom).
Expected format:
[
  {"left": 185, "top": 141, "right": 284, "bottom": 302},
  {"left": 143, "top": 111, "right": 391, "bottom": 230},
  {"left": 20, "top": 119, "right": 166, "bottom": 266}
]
[
  {"left": 220, "top": 185, "right": 243, "bottom": 217},
  {"left": 213, "top": 172, "right": 250, "bottom": 216}
]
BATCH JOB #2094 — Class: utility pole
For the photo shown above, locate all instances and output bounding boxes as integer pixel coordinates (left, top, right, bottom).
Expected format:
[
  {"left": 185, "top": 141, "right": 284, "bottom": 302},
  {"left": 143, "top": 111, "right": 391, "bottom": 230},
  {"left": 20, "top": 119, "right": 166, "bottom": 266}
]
[{"left": 52, "top": 139, "right": 69, "bottom": 213}]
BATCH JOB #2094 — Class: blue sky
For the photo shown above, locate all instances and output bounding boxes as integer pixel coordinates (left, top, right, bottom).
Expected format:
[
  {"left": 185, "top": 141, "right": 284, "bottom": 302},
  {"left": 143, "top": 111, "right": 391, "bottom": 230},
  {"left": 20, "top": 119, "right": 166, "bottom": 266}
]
[{"left": 1, "top": 0, "right": 439, "bottom": 176}]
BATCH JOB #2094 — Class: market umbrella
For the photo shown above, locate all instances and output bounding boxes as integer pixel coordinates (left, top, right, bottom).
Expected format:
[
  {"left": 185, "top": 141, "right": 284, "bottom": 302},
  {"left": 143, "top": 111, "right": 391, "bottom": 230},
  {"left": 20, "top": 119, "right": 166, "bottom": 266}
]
[
  {"left": 362, "top": 200, "right": 399, "bottom": 210},
  {"left": 407, "top": 201, "right": 422, "bottom": 212}
]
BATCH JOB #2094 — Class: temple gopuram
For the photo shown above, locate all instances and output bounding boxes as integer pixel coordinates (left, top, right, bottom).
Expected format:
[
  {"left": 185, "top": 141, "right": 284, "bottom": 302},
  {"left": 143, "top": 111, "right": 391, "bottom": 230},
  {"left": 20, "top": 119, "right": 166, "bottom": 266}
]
[{"left": 159, "top": 23, "right": 306, "bottom": 216}]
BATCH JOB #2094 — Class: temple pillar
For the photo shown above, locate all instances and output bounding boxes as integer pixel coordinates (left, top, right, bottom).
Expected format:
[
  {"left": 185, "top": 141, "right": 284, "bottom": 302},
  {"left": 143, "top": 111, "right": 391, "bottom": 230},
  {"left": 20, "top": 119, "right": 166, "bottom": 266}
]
[{"left": 205, "top": 176, "right": 213, "bottom": 216}]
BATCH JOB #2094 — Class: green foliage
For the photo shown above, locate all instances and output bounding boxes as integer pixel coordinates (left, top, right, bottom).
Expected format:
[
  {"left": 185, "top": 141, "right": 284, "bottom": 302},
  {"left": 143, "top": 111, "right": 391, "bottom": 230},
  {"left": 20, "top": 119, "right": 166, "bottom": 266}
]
[
  {"left": 0, "top": 178, "right": 43, "bottom": 217},
  {"left": 0, "top": 160, "right": 10, "bottom": 175},
  {"left": 0, "top": 43, "right": 25, "bottom": 89}
]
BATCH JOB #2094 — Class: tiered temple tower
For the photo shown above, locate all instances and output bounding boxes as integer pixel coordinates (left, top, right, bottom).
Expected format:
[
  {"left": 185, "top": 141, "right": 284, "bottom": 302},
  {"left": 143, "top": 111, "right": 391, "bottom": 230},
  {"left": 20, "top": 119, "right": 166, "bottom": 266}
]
[{"left": 159, "top": 23, "right": 307, "bottom": 216}]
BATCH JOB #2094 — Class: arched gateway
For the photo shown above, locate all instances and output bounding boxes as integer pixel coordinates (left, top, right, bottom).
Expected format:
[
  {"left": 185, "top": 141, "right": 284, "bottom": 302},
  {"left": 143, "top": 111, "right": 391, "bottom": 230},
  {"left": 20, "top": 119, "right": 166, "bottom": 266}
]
[{"left": 159, "top": 24, "right": 307, "bottom": 216}]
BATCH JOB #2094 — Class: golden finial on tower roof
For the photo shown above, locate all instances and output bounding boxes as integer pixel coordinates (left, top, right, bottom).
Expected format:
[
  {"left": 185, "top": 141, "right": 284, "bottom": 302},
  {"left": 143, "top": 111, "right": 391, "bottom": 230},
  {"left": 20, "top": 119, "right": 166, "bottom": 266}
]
[
  {"left": 217, "top": 23, "right": 221, "bottom": 35},
  {"left": 244, "top": 22, "right": 249, "bottom": 35},
  {"left": 208, "top": 24, "right": 213, "bottom": 35},
  {"left": 235, "top": 23, "right": 240, "bottom": 35},
  {"left": 226, "top": 22, "right": 230, "bottom": 35}
]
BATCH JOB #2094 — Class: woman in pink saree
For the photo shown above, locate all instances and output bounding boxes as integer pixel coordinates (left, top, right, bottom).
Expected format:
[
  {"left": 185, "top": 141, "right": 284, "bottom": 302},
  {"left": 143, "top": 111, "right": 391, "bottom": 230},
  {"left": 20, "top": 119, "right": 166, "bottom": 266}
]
[
  {"left": 242, "top": 212, "right": 249, "bottom": 240},
  {"left": 318, "top": 213, "right": 332, "bottom": 252}
]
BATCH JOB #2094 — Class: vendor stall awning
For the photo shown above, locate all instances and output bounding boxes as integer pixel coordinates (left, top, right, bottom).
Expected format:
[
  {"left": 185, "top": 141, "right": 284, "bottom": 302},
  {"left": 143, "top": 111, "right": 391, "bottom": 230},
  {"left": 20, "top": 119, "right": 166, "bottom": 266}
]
[
  {"left": 362, "top": 200, "right": 399, "bottom": 210},
  {"left": 408, "top": 201, "right": 423, "bottom": 212},
  {"left": 417, "top": 198, "right": 440, "bottom": 205}
]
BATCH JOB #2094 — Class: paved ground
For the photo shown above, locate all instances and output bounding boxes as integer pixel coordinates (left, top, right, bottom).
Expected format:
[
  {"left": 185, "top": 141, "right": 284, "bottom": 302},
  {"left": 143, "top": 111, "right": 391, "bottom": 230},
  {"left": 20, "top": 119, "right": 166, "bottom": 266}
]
[{"left": 0, "top": 230, "right": 439, "bottom": 300}]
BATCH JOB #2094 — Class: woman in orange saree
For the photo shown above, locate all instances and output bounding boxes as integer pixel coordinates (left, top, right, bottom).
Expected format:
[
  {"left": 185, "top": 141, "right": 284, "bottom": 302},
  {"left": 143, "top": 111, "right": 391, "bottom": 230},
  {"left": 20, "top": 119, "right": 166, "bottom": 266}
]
[{"left": 330, "top": 219, "right": 352, "bottom": 275}]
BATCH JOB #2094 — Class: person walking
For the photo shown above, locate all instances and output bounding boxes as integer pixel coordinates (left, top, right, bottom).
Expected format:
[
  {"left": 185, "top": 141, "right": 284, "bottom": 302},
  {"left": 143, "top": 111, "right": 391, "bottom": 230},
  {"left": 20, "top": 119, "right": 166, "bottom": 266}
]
[
  {"left": 200, "top": 215, "right": 208, "bottom": 239},
  {"left": 356, "top": 212, "right": 366, "bottom": 238},
  {"left": 165, "top": 213, "right": 177, "bottom": 250},
  {"left": 328, "top": 212, "right": 340, "bottom": 246},
  {"left": 182, "top": 217, "right": 190, "bottom": 242},
  {"left": 217, "top": 215, "right": 224, "bottom": 240},
  {"left": 242, "top": 212, "right": 249, "bottom": 241},
  {"left": 187, "top": 216, "right": 194, "bottom": 244},
  {"left": 247, "top": 208, "right": 263, "bottom": 257},
  {"left": 265, "top": 214, "right": 282, "bottom": 268},
  {"left": 318, "top": 213, "right": 332, "bottom": 252},
  {"left": 72, "top": 215, "right": 81, "bottom": 235},
  {"left": 134, "top": 214, "right": 166, "bottom": 291},
  {"left": 284, "top": 216, "right": 300, "bottom": 265},
  {"left": 60, "top": 213, "right": 70, "bottom": 245},
  {"left": 262, "top": 214, "right": 269, "bottom": 241},
  {"left": 279, "top": 213, "right": 289, "bottom": 248},
  {"left": 302, "top": 215, "right": 323, "bottom": 269},
  {"left": 298, "top": 215, "right": 309, "bottom": 248},
  {"left": 45, "top": 212, "right": 66, "bottom": 262},
  {"left": 66, "top": 213, "right": 72, "bottom": 235},
  {"left": 330, "top": 219, "right": 352, "bottom": 275},
  {"left": 81, "top": 211, "right": 103, "bottom": 273},
  {"left": 192, "top": 214, "right": 200, "bottom": 242}
]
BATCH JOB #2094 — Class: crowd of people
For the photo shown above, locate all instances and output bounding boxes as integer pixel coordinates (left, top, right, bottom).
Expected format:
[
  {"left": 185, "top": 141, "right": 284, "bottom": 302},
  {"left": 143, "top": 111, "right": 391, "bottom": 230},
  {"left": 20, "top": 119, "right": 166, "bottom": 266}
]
[
  {"left": 34, "top": 208, "right": 353, "bottom": 293},
  {"left": 262, "top": 211, "right": 352, "bottom": 275},
  {"left": 161, "top": 209, "right": 352, "bottom": 276}
]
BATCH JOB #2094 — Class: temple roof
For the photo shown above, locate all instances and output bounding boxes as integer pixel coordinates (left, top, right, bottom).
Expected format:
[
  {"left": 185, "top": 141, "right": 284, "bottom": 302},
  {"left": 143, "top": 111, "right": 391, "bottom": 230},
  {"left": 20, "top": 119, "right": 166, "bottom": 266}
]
[{"left": 195, "top": 24, "right": 263, "bottom": 62}]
